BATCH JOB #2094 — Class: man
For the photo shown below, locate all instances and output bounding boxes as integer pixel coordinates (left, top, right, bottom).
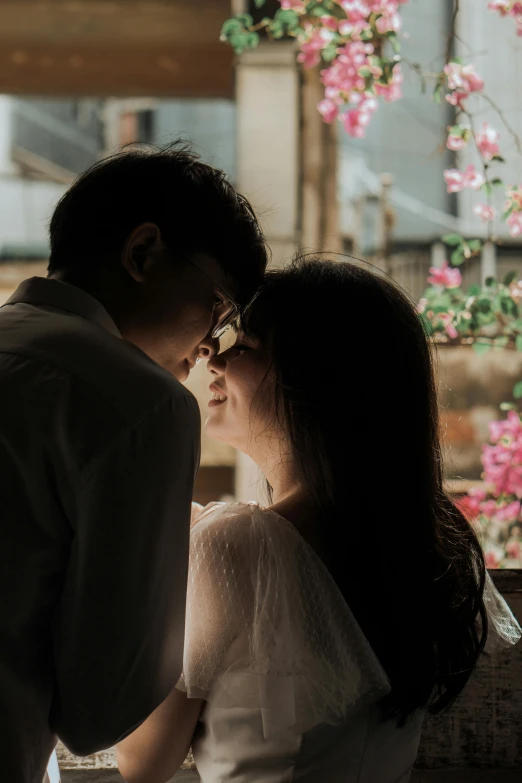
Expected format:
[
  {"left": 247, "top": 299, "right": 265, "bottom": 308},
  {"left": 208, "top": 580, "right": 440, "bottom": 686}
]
[{"left": 0, "top": 143, "right": 267, "bottom": 782}]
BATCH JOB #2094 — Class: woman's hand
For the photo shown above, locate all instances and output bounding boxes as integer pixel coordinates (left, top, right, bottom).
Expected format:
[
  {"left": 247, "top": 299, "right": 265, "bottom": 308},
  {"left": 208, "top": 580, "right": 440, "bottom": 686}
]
[{"left": 116, "top": 687, "right": 203, "bottom": 783}]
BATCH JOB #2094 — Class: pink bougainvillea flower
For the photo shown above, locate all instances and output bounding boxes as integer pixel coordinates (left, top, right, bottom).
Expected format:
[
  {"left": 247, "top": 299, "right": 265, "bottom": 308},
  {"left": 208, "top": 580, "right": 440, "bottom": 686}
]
[
  {"left": 489, "top": 410, "right": 522, "bottom": 442},
  {"left": 456, "top": 495, "right": 481, "bottom": 521},
  {"left": 297, "top": 28, "right": 332, "bottom": 68},
  {"left": 505, "top": 538, "right": 522, "bottom": 560},
  {"left": 339, "top": 1, "right": 372, "bottom": 21},
  {"left": 444, "top": 62, "right": 484, "bottom": 94},
  {"left": 475, "top": 123, "right": 500, "bottom": 161},
  {"left": 505, "top": 185, "right": 522, "bottom": 210},
  {"left": 473, "top": 203, "right": 496, "bottom": 222},
  {"left": 438, "top": 312, "right": 459, "bottom": 339},
  {"left": 487, "top": 0, "right": 512, "bottom": 13},
  {"left": 342, "top": 97, "right": 378, "bottom": 137},
  {"left": 485, "top": 551, "right": 500, "bottom": 569},
  {"left": 444, "top": 169, "right": 466, "bottom": 192},
  {"left": 317, "top": 98, "right": 339, "bottom": 123},
  {"left": 320, "top": 15, "right": 339, "bottom": 30},
  {"left": 375, "top": 65, "right": 403, "bottom": 102},
  {"left": 445, "top": 91, "right": 469, "bottom": 109},
  {"left": 444, "top": 164, "right": 485, "bottom": 193},
  {"left": 427, "top": 260, "right": 462, "bottom": 289},
  {"left": 338, "top": 18, "right": 371, "bottom": 38},
  {"left": 507, "top": 211, "right": 522, "bottom": 237},
  {"left": 482, "top": 412, "right": 522, "bottom": 497},
  {"left": 280, "top": 0, "right": 306, "bottom": 10},
  {"left": 494, "top": 500, "right": 522, "bottom": 522},
  {"left": 375, "top": 10, "right": 402, "bottom": 34},
  {"left": 446, "top": 129, "right": 468, "bottom": 151},
  {"left": 444, "top": 63, "right": 484, "bottom": 108},
  {"left": 469, "top": 486, "right": 487, "bottom": 502}
]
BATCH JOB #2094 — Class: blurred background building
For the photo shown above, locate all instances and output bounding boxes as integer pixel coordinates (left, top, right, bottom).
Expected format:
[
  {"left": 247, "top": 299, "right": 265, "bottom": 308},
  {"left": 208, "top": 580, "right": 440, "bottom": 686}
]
[{"left": 0, "top": 0, "right": 521, "bottom": 497}]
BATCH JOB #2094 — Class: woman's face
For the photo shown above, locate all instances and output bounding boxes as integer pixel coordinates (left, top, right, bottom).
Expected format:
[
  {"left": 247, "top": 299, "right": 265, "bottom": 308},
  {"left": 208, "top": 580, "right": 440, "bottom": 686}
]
[{"left": 205, "top": 329, "right": 275, "bottom": 453}]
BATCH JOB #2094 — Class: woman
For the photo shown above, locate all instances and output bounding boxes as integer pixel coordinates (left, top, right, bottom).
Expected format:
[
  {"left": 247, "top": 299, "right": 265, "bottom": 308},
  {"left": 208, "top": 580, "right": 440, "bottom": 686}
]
[{"left": 117, "top": 257, "right": 521, "bottom": 783}]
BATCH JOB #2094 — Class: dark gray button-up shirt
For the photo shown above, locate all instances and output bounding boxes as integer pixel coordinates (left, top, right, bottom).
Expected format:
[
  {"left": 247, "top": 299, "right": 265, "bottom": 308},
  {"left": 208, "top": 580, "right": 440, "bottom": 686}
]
[{"left": 0, "top": 277, "right": 200, "bottom": 782}]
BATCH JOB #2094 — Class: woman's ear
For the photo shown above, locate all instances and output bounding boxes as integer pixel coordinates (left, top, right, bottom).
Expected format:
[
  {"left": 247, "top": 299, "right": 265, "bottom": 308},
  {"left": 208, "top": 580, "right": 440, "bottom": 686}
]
[{"left": 121, "top": 223, "right": 163, "bottom": 283}]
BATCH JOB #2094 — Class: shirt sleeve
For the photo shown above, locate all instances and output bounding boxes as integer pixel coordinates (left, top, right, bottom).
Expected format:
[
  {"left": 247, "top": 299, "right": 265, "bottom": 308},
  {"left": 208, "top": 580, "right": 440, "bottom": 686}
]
[{"left": 50, "top": 392, "right": 200, "bottom": 756}]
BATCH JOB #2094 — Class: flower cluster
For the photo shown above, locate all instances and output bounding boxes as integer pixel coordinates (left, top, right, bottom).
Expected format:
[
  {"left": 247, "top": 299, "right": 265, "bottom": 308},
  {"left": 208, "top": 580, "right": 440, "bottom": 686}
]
[
  {"left": 419, "top": 263, "right": 522, "bottom": 350},
  {"left": 443, "top": 164, "right": 485, "bottom": 193},
  {"left": 304, "top": 1, "right": 408, "bottom": 136},
  {"left": 504, "top": 185, "right": 522, "bottom": 237},
  {"left": 427, "top": 260, "right": 462, "bottom": 289},
  {"left": 457, "top": 412, "right": 522, "bottom": 567},
  {"left": 221, "top": 1, "right": 409, "bottom": 138},
  {"left": 488, "top": 0, "right": 522, "bottom": 36},
  {"left": 444, "top": 61, "right": 484, "bottom": 108}
]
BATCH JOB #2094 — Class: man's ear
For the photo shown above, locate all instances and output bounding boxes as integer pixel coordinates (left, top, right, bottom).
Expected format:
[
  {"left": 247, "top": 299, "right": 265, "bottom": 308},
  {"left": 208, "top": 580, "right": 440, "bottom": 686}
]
[{"left": 121, "top": 223, "right": 163, "bottom": 283}]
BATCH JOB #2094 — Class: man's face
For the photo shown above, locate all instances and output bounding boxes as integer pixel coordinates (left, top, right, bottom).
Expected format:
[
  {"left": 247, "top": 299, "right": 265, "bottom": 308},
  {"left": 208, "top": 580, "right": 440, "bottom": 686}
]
[{"left": 118, "top": 226, "right": 238, "bottom": 379}]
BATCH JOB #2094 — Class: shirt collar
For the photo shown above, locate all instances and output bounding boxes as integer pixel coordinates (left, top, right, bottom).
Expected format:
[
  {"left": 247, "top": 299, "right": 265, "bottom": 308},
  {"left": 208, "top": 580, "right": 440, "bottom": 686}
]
[{"left": 2, "top": 277, "right": 121, "bottom": 338}]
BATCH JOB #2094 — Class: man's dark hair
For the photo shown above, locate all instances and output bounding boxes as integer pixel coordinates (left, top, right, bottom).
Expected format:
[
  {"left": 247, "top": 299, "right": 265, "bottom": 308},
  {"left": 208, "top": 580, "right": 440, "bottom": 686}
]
[{"left": 48, "top": 142, "right": 268, "bottom": 305}]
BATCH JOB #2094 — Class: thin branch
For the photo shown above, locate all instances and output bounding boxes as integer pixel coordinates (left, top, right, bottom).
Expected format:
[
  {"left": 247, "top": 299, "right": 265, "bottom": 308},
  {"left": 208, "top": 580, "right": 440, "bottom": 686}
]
[
  {"left": 445, "top": 0, "right": 461, "bottom": 65},
  {"left": 481, "top": 93, "right": 522, "bottom": 156}
]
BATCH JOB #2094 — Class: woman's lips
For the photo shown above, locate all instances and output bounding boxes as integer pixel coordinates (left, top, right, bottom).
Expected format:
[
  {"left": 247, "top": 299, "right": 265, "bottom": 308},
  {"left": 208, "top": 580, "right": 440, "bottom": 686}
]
[{"left": 209, "top": 382, "right": 227, "bottom": 407}]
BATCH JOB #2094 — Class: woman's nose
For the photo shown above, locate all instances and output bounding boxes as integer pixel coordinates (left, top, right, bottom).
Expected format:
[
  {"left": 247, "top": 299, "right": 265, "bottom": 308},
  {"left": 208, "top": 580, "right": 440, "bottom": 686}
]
[{"left": 207, "top": 348, "right": 227, "bottom": 375}]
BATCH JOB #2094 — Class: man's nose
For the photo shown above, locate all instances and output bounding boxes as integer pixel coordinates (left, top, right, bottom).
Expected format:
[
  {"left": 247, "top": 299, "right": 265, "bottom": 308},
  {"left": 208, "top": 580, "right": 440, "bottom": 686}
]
[{"left": 198, "top": 333, "right": 220, "bottom": 361}]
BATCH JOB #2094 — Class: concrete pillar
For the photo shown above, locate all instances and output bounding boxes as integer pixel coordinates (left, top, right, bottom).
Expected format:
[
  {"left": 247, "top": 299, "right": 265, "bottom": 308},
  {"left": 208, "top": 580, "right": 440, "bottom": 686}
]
[
  {"left": 235, "top": 41, "right": 301, "bottom": 501},
  {"left": 234, "top": 40, "right": 341, "bottom": 502},
  {"left": 236, "top": 41, "right": 300, "bottom": 268},
  {"left": 0, "top": 96, "right": 15, "bottom": 176},
  {"left": 481, "top": 240, "right": 497, "bottom": 284}
]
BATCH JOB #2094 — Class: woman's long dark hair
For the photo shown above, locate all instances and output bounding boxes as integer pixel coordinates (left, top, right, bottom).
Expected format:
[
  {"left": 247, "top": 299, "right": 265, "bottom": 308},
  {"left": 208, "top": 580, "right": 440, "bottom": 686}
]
[{"left": 241, "top": 256, "right": 488, "bottom": 725}]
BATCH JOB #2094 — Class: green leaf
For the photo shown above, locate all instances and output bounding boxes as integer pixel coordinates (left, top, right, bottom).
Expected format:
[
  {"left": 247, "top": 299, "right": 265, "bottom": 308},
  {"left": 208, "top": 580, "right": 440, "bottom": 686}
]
[
  {"left": 503, "top": 270, "right": 518, "bottom": 286},
  {"left": 433, "top": 82, "right": 444, "bottom": 104},
  {"left": 485, "top": 277, "right": 495, "bottom": 287},
  {"left": 388, "top": 33, "right": 401, "bottom": 54},
  {"left": 491, "top": 177, "right": 504, "bottom": 187},
  {"left": 449, "top": 57, "right": 463, "bottom": 65},
  {"left": 236, "top": 13, "right": 253, "bottom": 26},
  {"left": 467, "top": 284, "right": 480, "bottom": 296},
  {"left": 513, "top": 381, "right": 522, "bottom": 399},
  {"left": 477, "top": 298, "right": 492, "bottom": 313},
  {"left": 220, "top": 17, "right": 244, "bottom": 38},
  {"left": 467, "top": 239, "right": 483, "bottom": 252},
  {"left": 516, "top": 334, "right": 522, "bottom": 352},
  {"left": 269, "top": 19, "right": 284, "bottom": 37},
  {"left": 502, "top": 205, "right": 515, "bottom": 221},
  {"left": 501, "top": 296, "right": 518, "bottom": 317},
  {"left": 473, "top": 341, "right": 491, "bottom": 355},
  {"left": 274, "top": 8, "right": 301, "bottom": 30},
  {"left": 322, "top": 42, "right": 338, "bottom": 62},
  {"left": 492, "top": 155, "right": 505, "bottom": 163},
  {"left": 254, "top": 0, "right": 266, "bottom": 7},
  {"left": 451, "top": 248, "right": 465, "bottom": 266},
  {"left": 494, "top": 336, "right": 509, "bottom": 349},
  {"left": 482, "top": 182, "right": 493, "bottom": 196},
  {"left": 442, "top": 232, "right": 464, "bottom": 246}
]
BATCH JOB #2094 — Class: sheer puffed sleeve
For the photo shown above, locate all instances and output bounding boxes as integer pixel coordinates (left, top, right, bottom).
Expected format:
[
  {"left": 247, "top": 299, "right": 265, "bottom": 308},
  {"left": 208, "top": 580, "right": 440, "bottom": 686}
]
[
  {"left": 482, "top": 571, "right": 521, "bottom": 653},
  {"left": 176, "top": 503, "right": 390, "bottom": 738}
]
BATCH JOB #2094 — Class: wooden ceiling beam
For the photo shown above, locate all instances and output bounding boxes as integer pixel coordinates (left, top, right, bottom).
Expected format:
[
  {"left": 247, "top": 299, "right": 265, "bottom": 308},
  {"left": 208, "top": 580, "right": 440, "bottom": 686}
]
[{"left": 0, "top": 1, "right": 235, "bottom": 98}]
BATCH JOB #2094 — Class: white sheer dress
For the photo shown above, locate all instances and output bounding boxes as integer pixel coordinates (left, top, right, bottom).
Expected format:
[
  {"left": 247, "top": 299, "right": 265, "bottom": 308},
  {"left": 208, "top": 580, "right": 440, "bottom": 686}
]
[{"left": 176, "top": 502, "right": 521, "bottom": 783}]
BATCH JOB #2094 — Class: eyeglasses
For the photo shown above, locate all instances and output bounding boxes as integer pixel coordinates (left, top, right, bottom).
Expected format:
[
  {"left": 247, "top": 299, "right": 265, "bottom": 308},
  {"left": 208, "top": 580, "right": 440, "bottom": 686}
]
[{"left": 186, "top": 258, "right": 240, "bottom": 339}]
